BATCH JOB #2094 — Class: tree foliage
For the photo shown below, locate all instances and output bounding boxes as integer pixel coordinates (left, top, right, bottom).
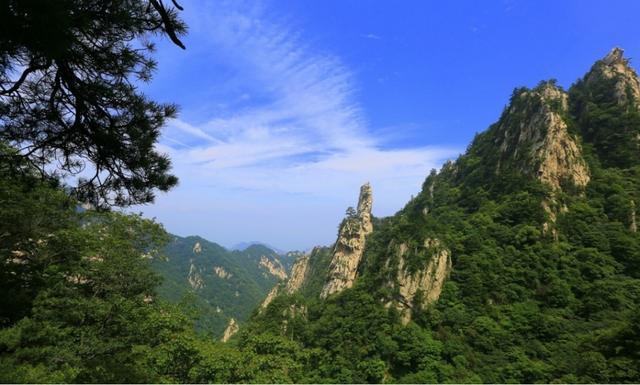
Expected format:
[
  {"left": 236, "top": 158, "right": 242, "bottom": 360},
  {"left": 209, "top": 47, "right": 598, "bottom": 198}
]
[{"left": 0, "top": 0, "right": 187, "bottom": 207}]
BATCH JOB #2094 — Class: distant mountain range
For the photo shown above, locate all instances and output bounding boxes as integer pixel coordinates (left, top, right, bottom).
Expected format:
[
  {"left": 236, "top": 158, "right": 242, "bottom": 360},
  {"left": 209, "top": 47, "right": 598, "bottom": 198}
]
[
  {"left": 229, "top": 241, "right": 287, "bottom": 254},
  {"left": 151, "top": 235, "right": 297, "bottom": 337}
]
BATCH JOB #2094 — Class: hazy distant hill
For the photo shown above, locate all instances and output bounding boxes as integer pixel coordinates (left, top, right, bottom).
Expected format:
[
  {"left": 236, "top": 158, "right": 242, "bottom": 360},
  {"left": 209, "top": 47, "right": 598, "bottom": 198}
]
[{"left": 230, "top": 241, "right": 286, "bottom": 254}]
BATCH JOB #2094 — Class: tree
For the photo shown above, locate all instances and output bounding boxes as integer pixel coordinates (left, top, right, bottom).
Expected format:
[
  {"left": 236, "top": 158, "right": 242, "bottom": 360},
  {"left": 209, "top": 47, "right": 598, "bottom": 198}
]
[
  {"left": 345, "top": 206, "right": 357, "bottom": 219},
  {"left": 0, "top": 0, "right": 187, "bottom": 207}
]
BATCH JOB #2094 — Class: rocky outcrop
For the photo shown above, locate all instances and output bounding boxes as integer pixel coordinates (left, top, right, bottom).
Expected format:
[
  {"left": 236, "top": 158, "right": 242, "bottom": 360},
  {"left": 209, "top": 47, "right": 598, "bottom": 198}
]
[
  {"left": 193, "top": 242, "right": 202, "bottom": 254},
  {"left": 213, "top": 266, "right": 231, "bottom": 279},
  {"left": 585, "top": 47, "right": 640, "bottom": 109},
  {"left": 259, "top": 256, "right": 287, "bottom": 280},
  {"left": 571, "top": 48, "right": 640, "bottom": 169},
  {"left": 259, "top": 249, "right": 313, "bottom": 311},
  {"left": 493, "top": 82, "right": 590, "bottom": 234},
  {"left": 387, "top": 239, "right": 451, "bottom": 325},
  {"left": 187, "top": 261, "right": 204, "bottom": 290},
  {"left": 496, "top": 82, "right": 590, "bottom": 191},
  {"left": 260, "top": 285, "right": 280, "bottom": 310},
  {"left": 285, "top": 254, "right": 310, "bottom": 294},
  {"left": 320, "top": 183, "right": 373, "bottom": 298},
  {"left": 221, "top": 318, "right": 239, "bottom": 342}
]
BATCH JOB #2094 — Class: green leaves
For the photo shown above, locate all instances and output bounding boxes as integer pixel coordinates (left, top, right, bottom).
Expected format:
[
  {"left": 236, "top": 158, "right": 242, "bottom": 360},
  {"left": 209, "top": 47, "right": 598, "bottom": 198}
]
[{"left": 1, "top": 0, "right": 186, "bottom": 207}]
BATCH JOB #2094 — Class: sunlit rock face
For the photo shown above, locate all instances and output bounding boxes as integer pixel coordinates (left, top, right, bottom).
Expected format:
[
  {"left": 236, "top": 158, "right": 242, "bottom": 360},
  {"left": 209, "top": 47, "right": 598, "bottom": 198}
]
[
  {"left": 259, "top": 285, "right": 280, "bottom": 311},
  {"left": 213, "top": 266, "right": 231, "bottom": 279},
  {"left": 495, "top": 82, "right": 590, "bottom": 192},
  {"left": 585, "top": 47, "right": 640, "bottom": 109},
  {"left": 320, "top": 183, "right": 373, "bottom": 299},
  {"left": 259, "top": 255, "right": 287, "bottom": 280},
  {"left": 573, "top": 47, "right": 640, "bottom": 170},
  {"left": 221, "top": 318, "right": 239, "bottom": 342},
  {"left": 258, "top": 247, "right": 315, "bottom": 311},
  {"left": 385, "top": 239, "right": 452, "bottom": 325},
  {"left": 490, "top": 81, "right": 590, "bottom": 235},
  {"left": 187, "top": 261, "right": 204, "bottom": 290},
  {"left": 285, "top": 254, "right": 310, "bottom": 294}
]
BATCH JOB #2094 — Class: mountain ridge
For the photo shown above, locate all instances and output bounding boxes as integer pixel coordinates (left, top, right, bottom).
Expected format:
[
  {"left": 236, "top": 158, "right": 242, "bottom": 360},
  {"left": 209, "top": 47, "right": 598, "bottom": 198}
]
[{"left": 239, "top": 47, "right": 640, "bottom": 383}]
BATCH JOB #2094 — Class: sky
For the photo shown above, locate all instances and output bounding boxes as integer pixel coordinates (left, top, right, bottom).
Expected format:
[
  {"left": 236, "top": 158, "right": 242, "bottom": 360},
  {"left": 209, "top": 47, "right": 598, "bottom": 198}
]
[{"left": 134, "top": 0, "right": 640, "bottom": 251}]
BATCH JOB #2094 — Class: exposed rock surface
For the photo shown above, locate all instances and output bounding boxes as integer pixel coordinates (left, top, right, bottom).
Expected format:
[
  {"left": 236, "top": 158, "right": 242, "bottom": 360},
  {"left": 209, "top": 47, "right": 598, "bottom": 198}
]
[
  {"left": 388, "top": 239, "right": 452, "bottom": 324},
  {"left": 493, "top": 82, "right": 590, "bottom": 234},
  {"left": 192, "top": 242, "right": 202, "bottom": 254},
  {"left": 187, "top": 261, "right": 204, "bottom": 290},
  {"left": 213, "top": 266, "right": 231, "bottom": 279},
  {"left": 221, "top": 318, "right": 239, "bottom": 342},
  {"left": 320, "top": 183, "right": 373, "bottom": 298},
  {"left": 285, "top": 254, "right": 310, "bottom": 294},
  {"left": 260, "top": 285, "right": 280, "bottom": 310},
  {"left": 585, "top": 47, "right": 640, "bottom": 108},
  {"left": 259, "top": 248, "right": 314, "bottom": 311},
  {"left": 496, "top": 82, "right": 590, "bottom": 191},
  {"left": 259, "top": 256, "right": 287, "bottom": 280}
]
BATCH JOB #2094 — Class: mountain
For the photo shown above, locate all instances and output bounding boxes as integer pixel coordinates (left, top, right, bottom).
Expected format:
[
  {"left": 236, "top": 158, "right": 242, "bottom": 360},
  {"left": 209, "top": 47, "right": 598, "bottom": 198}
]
[
  {"left": 230, "top": 241, "right": 287, "bottom": 255},
  {"left": 151, "top": 235, "right": 290, "bottom": 337},
  {"left": 241, "top": 48, "right": 640, "bottom": 383}
]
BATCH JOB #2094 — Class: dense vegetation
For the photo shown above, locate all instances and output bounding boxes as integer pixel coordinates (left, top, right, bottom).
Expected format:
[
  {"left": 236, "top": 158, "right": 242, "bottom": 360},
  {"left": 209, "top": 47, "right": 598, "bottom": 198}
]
[
  {"left": 1, "top": 0, "right": 185, "bottom": 207},
  {"left": 2, "top": 2, "right": 639, "bottom": 382},
  {"left": 1, "top": 2, "right": 306, "bottom": 382},
  {"left": 0, "top": 146, "right": 317, "bottom": 383},
  {"left": 153, "top": 237, "right": 292, "bottom": 336},
  {"left": 242, "top": 67, "right": 640, "bottom": 382}
]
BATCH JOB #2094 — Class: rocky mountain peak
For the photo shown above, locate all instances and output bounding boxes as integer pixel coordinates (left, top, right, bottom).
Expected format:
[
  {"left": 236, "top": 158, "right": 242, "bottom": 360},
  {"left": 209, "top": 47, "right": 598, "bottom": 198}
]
[
  {"left": 585, "top": 47, "right": 640, "bottom": 108},
  {"left": 495, "top": 81, "right": 589, "bottom": 191},
  {"left": 602, "top": 47, "right": 625, "bottom": 65},
  {"left": 357, "top": 182, "right": 373, "bottom": 233},
  {"left": 320, "top": 183, "right": 374, "bottom": 298}
]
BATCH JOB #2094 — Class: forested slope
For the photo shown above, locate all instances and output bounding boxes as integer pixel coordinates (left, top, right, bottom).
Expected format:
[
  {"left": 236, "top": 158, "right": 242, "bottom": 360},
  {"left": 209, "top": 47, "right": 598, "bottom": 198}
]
[{"left": 242, "top": 48, "right": 640, "bottom": 383}]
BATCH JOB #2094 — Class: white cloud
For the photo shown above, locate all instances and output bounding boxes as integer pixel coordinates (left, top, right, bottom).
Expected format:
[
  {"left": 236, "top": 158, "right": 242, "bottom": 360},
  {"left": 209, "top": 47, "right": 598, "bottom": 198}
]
[
  {"left": 141, "top": 1, "right": 460, "bottom": 250},
  {"left": 361, "top": 33, "right": 382, "bottom": 40}
]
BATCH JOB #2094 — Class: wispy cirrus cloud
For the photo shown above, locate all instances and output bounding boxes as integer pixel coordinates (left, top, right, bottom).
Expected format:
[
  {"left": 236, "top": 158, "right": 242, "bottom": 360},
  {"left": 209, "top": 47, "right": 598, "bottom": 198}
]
[{"left": 143, "top": 1, "right": 459, "bottom": 249}]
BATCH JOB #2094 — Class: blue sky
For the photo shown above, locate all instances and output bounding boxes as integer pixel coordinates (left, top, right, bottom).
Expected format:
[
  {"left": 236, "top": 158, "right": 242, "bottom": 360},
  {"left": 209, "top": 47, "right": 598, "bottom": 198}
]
[{"left": 135, "top": 0, "right": 640, "bottom": 251}]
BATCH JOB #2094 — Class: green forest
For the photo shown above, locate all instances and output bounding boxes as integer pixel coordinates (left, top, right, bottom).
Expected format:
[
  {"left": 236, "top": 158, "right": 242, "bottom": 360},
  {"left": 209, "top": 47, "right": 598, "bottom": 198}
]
[{"left": 1, "top": 1, "right": 640, "bottom": 383}]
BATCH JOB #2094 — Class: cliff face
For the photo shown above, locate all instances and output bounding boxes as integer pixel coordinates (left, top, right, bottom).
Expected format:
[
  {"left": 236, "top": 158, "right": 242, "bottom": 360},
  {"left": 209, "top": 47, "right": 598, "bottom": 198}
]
[
  {"left": 494, "top": 82, "right": 590, "bottom": 192},
  {"left": 188, "top": 260, "right": 204, "bottom": 289},
  {"left": 387, "top": 239, "right": 452, "bottom": 324},
  {"left": 285, "top": 254, "right": 310, "bottom": 294},
  {"left": 584, "top": 47, "right": 640, "bottom": 108},
  {"left": 485, "top": 82, "right": 591, "bottom": 234},
  {"left": 259, "top": 255, "right": 288, "bottom": 280},
  {"left": 259, "top": 246, "right": 330, "bottom": 311},
  {"left": 213, "top": 266, "right": 231, "bottom": 279},
  {"left": 221, "top": 318, "right": 239, "bottom": 342},
  {"left": 260, "top": 285, "right": 280, "bottom": 310},
  {"left": 320, "top": 183, "right": 373, "bottom": 298},
  {"left": 571, "top": 48, "right": 640, "bottom": 169}
]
